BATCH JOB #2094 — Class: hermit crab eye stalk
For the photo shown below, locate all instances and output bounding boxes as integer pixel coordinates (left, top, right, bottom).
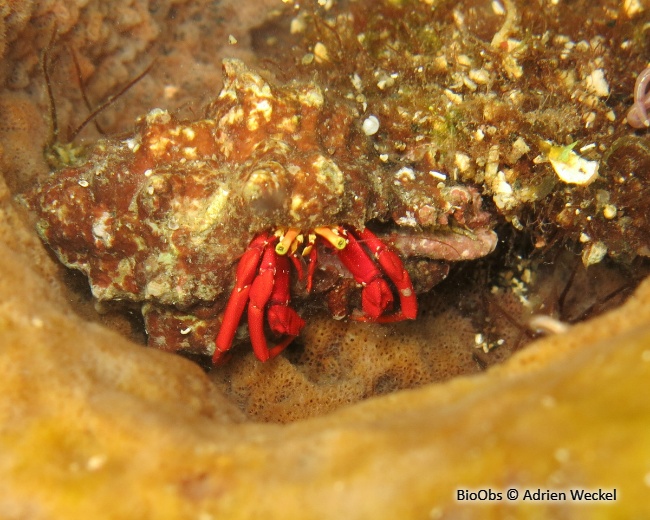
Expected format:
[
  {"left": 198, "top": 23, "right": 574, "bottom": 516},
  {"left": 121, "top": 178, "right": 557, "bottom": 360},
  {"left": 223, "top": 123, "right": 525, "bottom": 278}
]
[
  {"left": 314, "top": 227, "right": 347, "bottom": 250},
  {"left": 274, "top": 228, "right": 301, "bottom": 255}
]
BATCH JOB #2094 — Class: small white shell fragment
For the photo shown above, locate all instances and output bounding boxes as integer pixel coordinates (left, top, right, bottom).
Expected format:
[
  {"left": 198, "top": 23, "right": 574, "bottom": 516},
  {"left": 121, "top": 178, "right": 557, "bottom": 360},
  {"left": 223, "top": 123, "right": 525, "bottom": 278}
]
[
  {"left": 313, "top": 42, "right": 329, "bottom": 63},
  {"left": 603, "top": 204, "right": 617, "bottom": 219},
  {"left": 182, "top": 127, "right": 196, "bottom": 140},
  {"left": 469, "top": 68, "right": 490, "bottom": 85},
  {"left": 444, "top": 88, "right": 463, "bottom": 105},
  {"left": 546, "top": 142, "right": 599, "bottom": 185},
  {"left": 491, "top": 0, "right": 506, "bottom": 15},
  {"left": 145, "top": 108, "right": 171, "bottom": 125},
  {"left": 513, "top": 136, "right": 530, "bottom": 154},
  {"left": 456, "top": 54, "right": 472, "bottom": 67},
  {"left": 623, "top": 0, "right": 643, "bottom": 17},
  {"left": 582, "top": 240, "right": 608, "bottom": 267},
  {"left": 350, "top": 73, "right": 363, "bottom": 91},
  {"left": 362, "top": 115, "right": 380, "bottom": 135},
  {"left": 290, "top": 16, "right": 305, "bottom": 34},
  {"left": 585, "top": 68, "right": 610, "bottom": 97},
  {"left": 395, "top": 211, "right": 418, "bottom": 227},
  {"left": 455, "top": 152, "right": 471, "bottom": 172},
  {"left": 228, "top": 34, "right": 238, "bottom": 45},
  {"left": 394, "top": 166, "right": 416, "bottom": 182},
  {"left": 495, "top": 172, "right": 513, "bottom": 195}
]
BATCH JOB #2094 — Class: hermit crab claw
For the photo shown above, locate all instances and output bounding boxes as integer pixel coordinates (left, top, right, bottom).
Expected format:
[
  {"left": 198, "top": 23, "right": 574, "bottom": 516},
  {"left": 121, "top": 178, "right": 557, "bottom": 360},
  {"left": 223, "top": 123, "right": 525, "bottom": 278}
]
[
  {"left": 333, "top": 229, "right": 394, "bottom": 319},
  {"left": 355, "top": 228, "right": 418, "bottom": 322},
  {"left": 259, "top": 255, "right": 305, "bottom": 351}
]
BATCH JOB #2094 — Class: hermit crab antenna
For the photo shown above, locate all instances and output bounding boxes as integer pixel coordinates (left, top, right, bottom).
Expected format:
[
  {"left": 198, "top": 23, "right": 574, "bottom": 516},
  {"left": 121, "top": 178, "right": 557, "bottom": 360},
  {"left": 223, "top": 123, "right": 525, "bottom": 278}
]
[
  {"left": 42, "top": 27, "right": 60, "bottom": 148},
  {"left": 67, "top": 60, "right": 155, "bottom": 143},
  {"left": 67, "top": 45, "right": 105, "bottom": 135}
]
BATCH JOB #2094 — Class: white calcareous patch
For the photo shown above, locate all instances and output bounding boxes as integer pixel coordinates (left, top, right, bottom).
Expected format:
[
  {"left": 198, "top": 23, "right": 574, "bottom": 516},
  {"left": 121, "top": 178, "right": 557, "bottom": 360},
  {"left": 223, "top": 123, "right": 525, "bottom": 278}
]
[
  {"left": 145, "top": 108, "right": 171, "bottom": 125},
  {"left": 92, "top": 212, "right": 113, "bottom": 247},
  {"left": 584, "top": 68, "right": 610, "bottom": 97},
  {"left": 394, "top": 166, "right": 416, "bottom": 184}
]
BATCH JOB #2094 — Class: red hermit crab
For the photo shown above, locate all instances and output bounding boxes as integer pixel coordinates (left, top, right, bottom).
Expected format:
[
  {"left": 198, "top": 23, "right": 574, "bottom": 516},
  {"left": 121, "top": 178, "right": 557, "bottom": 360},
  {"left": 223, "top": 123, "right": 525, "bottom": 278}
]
[
  {"left": 214, "top": 226, "right": 417, "bottom": 363},
  {"left": 27, "top": 59, "right": 496, "bottom": 362}
]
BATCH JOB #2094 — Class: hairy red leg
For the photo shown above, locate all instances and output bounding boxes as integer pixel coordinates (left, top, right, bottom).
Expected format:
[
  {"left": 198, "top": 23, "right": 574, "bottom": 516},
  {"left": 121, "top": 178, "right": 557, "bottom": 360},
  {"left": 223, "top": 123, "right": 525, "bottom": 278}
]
[
  {"left": 247, "top": 240, "right": 303, "bottom": 362},
  {"left": 213, "top": 233, "right": 270, "bottom": 364},
  {"left": 357, "top": 228, "right": 417, "bottom": 322},
  {"left": 334, "top": 227, "right": 394, "bottom": 319},
  {"left": 287, "top": 252, "right": 304, "bottom": 281}
]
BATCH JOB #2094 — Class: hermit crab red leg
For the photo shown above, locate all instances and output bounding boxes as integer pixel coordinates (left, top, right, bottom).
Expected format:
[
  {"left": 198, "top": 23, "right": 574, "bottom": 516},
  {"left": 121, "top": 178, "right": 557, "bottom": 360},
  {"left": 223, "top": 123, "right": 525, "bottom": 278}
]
[
  {"left": 356, "top": 228, "right": 418, "bottom": 322},
  {"left": 214, "top": 230, "right": 305, "bottom": 364},
  {"left": 266, "top": 254, "right": 305, "bottom": 338},
  {"left": 214, "top": 232, "right": 271, "bottom": 363},
  {"left": 247, "top": 244, "right": 280, "bottom": 362},
  {"left": 265, "top": 254, "right": 305, "bottom": 359},
  {"left": 247, "top": 242, "right": 305, "bottom": 362},
  {"left": 248, "top": 241, "right": 276, "bottom": 361},
  {"left": 316, "top": 227, "right": 395, "bottom": 320}
]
